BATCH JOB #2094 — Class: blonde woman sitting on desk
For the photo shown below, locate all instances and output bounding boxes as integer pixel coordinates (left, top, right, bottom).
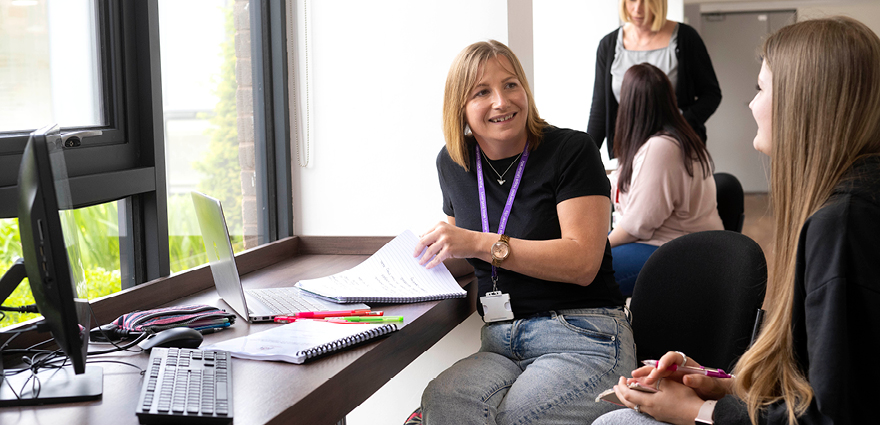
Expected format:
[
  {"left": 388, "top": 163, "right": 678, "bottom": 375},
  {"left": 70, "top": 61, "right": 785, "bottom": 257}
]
[{"left": 413, "top": 39, "right": 634, "bottom": 425}]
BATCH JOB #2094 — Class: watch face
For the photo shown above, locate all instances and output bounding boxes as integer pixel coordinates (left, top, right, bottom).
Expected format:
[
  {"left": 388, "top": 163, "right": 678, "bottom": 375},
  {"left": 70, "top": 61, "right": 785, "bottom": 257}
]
[{"left": 492, "top": 241, "right": 510, "bottom": 260}]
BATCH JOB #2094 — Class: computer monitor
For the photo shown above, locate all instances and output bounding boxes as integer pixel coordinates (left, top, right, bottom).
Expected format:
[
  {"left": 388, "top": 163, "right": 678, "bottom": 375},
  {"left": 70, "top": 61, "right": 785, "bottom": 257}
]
[{"left": 0, "top": 124, "right": 102, "bottom": 406}]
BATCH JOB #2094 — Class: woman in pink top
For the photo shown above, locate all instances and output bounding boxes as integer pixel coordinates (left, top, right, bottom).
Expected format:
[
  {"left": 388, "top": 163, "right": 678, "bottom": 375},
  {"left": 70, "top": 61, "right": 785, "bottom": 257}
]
[{"left": 608, "top": 63, "right": 722, "bottom": 296}]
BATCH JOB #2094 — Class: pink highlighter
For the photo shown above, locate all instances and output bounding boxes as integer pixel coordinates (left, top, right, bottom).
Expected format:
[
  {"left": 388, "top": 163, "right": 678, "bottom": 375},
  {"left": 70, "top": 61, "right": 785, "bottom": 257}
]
[{"left": 642, "top": 360, "right": 734, "bottom": 379}]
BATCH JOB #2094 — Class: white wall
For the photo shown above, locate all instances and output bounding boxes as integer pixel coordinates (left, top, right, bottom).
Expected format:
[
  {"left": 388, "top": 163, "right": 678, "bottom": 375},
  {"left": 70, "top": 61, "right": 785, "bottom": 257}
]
[
  {"left": 533, "top": 0, "right": 618, "bottom": 134},
  {"left": 532, "top": 0, "right": 681, "bottom": 169},
  {"left": 292, "top": 1, "right": 508, "bottom": 237},
  {"left": 533, "top": 0, "right": 682, "bottom": 134}
]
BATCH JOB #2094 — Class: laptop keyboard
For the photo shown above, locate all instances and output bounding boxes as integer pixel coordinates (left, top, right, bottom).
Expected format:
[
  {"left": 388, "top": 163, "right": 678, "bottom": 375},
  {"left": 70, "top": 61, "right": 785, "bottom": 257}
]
[
  {"left": 136, "top": 347, "right": 232, "bottom": 424},
  {"left": 246, "top": 287, "right": 329, "bottom": 314}
]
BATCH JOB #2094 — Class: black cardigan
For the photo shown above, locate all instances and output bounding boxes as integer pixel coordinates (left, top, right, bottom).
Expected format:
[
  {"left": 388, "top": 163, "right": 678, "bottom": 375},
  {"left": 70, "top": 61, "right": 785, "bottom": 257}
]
[
  {"left": 587, "top": 23, "right": 722, "bottom": 158},
  {"left": 712, "top": 157, "right": 880, "bottom": 424}
]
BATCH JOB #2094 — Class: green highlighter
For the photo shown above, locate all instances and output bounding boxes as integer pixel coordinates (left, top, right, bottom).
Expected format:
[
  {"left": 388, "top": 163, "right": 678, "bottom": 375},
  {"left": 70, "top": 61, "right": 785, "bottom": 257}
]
[{"left": 328, "top": 315, "right": 404, "bottom": 323}]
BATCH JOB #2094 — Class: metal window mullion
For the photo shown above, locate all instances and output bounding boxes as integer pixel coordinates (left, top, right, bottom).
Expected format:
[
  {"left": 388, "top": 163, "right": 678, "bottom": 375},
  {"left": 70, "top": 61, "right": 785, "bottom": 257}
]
[
  {"left": 252, "top": 0, "right": 277, "bottom": 244},
  {"left": 128, "top": 0, "right": 169, "bottom": 282},
  {"left": 270, "top": 0, "right": 292, "bottom": 239}
]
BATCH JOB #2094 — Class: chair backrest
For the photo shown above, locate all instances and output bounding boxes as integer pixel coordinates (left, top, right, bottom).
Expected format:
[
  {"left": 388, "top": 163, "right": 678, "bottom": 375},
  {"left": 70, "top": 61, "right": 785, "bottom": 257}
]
[
  {"left": 714, "top": 172, "right": 745, "bottom": 232},
  {"left": 629, "top": 230, "right": 766, "bottom": 371}
]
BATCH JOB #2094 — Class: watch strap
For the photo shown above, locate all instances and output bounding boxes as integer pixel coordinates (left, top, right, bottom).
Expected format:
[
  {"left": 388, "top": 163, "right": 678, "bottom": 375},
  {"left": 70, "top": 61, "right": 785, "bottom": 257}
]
[{"left": 695, "top": 399, "right": 717, "bottom": 424}]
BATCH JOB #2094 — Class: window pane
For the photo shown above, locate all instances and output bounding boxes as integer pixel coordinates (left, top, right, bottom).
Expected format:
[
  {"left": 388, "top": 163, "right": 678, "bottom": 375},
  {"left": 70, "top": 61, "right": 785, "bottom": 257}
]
[
  {"left": 159, "top": 0, "right": 257, "bottom": 273},
  {"left": 0, "top": 202, "right": 122, "bottom": 327},
  {"left": 0, "top": 0, "right": 103, "bottom": 132}
]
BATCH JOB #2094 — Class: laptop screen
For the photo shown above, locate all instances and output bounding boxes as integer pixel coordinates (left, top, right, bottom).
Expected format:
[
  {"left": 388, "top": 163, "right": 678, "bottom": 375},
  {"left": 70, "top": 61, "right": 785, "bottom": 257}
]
[{"left": 191, "top": 191, "right": 251, "bottom": 320}]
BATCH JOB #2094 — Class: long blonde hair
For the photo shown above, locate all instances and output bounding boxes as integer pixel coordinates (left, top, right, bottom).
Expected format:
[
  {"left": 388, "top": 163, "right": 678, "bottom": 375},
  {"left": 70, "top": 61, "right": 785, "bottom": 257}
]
[
  {"left": 733, "top": 17, "right": 880, "bottom": 425},
  {"left": 441, "top": 40, "right": 547, "bottom": 170}
]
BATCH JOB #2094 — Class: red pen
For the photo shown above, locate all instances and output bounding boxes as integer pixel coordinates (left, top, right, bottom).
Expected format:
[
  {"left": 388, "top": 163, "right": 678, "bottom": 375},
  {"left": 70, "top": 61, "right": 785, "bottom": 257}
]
[
  {"left": 272, "top": 317, "right": 374, "bottom": 324},
  {"left": 274, "top": 316, "right": 317, "bottom": 324},
  {"left": 293, "top": 309, "right": 382, "bottom": 319}
]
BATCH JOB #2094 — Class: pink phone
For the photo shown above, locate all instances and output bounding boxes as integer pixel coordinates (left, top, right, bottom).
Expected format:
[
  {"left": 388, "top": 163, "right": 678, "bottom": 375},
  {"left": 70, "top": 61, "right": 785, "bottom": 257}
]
[
  {"left": 627, "top": 382, "right": 659, "bottom": 393},
  {"left": 595, "top": 382, "right": 658, "bottom": 406}
]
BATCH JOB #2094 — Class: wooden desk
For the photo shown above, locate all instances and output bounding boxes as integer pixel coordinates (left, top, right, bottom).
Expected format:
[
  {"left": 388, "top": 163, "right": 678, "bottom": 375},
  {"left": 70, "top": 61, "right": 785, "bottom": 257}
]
[{"left": 0, "top": 236, "right": 477, "bottom": 425}]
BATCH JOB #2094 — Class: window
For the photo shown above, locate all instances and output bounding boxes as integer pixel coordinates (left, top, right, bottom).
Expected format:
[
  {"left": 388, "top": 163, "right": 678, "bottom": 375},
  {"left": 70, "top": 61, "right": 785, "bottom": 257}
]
[
  {"left": 158, "top": 0, "right": 255, "bottom": 272},
  {"left": 0, "top": 0, "right": 103, "bottom": 131},
  {"left": 0, "top": 0, "right": 291, "bottom": 328},
  {"left": 0, "top": 202, "right": 123, "bottom": 325}
]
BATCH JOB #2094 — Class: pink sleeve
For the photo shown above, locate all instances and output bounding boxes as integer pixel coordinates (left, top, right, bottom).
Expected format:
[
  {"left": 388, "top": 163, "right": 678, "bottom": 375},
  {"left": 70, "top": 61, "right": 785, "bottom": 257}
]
[{"left": 616, "top": 137, "right": 686, "bottom": 240}]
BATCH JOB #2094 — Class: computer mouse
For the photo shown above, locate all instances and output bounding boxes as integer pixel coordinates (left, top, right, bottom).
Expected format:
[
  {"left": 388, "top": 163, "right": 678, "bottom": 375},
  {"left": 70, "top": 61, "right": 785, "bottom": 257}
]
[{"left": 140, "top": 327, "right": 204, "bottom": 350}]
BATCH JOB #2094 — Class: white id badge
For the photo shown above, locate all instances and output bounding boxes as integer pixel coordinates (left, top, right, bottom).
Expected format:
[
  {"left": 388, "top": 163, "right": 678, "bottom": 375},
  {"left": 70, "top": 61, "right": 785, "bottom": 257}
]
[{"left": 481, "top": 291, "right": 513, "bottom": 323}]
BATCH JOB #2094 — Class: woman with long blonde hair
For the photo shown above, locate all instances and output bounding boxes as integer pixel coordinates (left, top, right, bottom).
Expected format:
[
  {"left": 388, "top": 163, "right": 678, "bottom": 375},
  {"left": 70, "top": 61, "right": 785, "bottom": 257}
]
[{"left": 592, "top": 16, "right": 880, "bottom": 425}]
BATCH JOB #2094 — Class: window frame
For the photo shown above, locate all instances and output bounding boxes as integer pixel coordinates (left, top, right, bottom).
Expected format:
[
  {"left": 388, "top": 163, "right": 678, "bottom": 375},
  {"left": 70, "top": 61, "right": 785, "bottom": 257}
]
[{"left": 0, "top": 0, "right": 292, "bottom": 290}]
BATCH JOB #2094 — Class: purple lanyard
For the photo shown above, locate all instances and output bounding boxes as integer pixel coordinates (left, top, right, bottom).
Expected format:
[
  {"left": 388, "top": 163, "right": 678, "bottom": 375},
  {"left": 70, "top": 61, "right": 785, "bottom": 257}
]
[{"left": 475, "top": 141, "right": 530, "bottom": 288}]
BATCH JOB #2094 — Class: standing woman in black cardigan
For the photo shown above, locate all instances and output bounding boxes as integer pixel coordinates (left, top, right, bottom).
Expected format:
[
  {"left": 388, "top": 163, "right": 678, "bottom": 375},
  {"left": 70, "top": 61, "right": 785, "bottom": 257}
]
[{"left": 588, "top": 0, "right": 721, "bottom": 157}]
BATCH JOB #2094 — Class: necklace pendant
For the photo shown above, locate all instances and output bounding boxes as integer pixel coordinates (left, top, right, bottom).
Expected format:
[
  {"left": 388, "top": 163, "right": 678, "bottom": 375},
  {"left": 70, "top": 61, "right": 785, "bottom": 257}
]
[{"left": 497, "top": 179, "right": 506, "bottom": 185}]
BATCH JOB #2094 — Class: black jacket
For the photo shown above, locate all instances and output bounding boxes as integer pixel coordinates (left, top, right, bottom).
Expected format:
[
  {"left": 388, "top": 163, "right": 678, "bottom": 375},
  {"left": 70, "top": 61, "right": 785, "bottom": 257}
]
[
  {"left": 587, "top": 23, "right": 722, "bottom": 158},
  {"left": 714, "top": 156, "right": 880, "bottom": 424}
]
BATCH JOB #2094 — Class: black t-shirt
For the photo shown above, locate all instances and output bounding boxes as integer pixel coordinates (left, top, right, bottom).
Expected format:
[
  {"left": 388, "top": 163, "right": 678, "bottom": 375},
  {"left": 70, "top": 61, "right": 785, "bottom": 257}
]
[{"left": 437, "top": 126, "right": 625, "bottom": 318}]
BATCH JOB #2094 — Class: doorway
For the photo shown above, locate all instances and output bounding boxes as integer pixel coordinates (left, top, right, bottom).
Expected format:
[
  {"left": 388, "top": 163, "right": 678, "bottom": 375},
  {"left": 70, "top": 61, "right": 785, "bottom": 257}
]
[{"left": 700, "top": 10, "right": 795, "bottom": 192}]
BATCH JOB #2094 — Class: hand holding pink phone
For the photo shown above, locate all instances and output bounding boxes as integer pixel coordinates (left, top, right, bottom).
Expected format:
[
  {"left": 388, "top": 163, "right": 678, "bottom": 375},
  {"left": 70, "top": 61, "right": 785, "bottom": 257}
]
[{"left": 595, "top": 381, "right": 658, "bottom": 405}]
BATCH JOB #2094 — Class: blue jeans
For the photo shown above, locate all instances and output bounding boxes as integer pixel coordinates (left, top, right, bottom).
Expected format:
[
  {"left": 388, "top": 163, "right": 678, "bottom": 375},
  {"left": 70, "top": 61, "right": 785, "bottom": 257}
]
[
  {"left": 592, "top": 406, "right": 665, "bottom": 424},
  {"left": 421, "top": 307, "right": 636, "bottom": 425},
  {"left": 611, "top": 243, "right": 659, "bottom": 297}
]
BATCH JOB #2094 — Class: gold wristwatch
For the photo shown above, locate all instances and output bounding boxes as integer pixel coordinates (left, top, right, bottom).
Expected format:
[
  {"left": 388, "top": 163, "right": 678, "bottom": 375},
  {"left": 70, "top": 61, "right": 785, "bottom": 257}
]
[{"left": 491, "top": 234, "right": 510, "bottom": 267}]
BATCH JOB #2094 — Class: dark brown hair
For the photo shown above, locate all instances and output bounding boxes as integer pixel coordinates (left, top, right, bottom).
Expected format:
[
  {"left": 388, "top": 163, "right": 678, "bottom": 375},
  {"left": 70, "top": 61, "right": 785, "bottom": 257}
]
[{"left": 613, "top": 63, "right": 712, "bottom": 192}]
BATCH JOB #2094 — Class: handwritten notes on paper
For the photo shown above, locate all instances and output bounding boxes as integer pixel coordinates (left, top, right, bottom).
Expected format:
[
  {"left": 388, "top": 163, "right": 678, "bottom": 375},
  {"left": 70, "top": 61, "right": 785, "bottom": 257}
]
[{"left": 294, "top": 230, "right": 466, "bottom": 303}]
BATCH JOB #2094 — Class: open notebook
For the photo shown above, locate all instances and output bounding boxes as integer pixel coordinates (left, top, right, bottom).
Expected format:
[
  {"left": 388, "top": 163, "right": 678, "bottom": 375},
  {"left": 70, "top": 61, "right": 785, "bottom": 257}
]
[
  {"left": 203, "top": 319, "right": 398, "bottom": 364},
  {"left": 294, "top": 230, "right": 467, "bottom": 304}
]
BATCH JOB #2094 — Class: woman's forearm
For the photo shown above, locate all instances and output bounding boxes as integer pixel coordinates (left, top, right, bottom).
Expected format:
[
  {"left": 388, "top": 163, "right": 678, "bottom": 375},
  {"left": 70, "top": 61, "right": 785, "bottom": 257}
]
[{"left": 608, "top": 227, "right": 638, "bottom": 247}]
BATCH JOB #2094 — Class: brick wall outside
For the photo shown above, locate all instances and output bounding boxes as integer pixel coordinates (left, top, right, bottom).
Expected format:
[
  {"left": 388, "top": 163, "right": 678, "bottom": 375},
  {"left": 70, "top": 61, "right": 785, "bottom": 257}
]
[{"left": 233, "top": 0, "right": 258, "bottom": 249}]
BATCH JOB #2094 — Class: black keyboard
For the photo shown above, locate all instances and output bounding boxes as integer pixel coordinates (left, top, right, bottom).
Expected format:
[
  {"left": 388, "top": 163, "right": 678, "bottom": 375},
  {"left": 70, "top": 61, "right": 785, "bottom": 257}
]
[{"left": 136, "top": 347, "right": 233, "bottom": 425}]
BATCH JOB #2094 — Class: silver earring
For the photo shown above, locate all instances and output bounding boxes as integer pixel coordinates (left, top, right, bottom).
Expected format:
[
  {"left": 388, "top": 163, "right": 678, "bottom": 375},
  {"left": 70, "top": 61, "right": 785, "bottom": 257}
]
[{"left": 464, "top": 124, "right": 472, "bottom": 136}]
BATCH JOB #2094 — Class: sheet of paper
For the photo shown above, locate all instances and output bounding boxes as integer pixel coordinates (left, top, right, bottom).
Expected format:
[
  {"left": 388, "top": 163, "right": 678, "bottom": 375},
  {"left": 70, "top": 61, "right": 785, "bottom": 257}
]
[{"left": 295, "top": 230, "right": 466, "bottom": 302}]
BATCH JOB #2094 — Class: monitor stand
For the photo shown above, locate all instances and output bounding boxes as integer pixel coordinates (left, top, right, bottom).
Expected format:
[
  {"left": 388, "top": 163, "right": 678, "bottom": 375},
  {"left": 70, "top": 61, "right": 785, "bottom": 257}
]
[{"left": 0, "top": 364, "right": 103, "bottom": 407}]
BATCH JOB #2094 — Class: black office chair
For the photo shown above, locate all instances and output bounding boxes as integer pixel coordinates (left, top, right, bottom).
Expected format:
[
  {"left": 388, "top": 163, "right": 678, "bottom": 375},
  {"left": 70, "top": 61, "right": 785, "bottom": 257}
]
[
  {"left": 629, "top": 230, "right": 766, "bottom": 371},
  {"left": 714, "top": 172, "right": 745, "bottom": 233}
]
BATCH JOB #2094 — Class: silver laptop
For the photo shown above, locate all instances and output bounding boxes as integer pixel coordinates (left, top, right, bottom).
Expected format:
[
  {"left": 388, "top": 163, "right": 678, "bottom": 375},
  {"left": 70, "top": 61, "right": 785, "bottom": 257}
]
[{"left": 191, "top": 191, "right": 369, "bottom": 323}]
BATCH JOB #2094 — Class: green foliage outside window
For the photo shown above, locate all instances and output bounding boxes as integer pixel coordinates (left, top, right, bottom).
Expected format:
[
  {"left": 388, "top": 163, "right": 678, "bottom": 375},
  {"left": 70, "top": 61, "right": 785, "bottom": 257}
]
[
  {"left": 0, "top": 200, "right": 238, "bottom": 327},
  {"left": 0, "top": 211, "right": 122, "bottom": 325}
]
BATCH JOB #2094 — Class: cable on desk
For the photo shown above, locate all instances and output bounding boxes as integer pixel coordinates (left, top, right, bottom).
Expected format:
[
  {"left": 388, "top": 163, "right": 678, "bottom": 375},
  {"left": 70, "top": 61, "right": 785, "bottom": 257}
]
[
  {"left": 85, "top": 358, "right": 145, "bottom": 375},
  {"left": 86, "top": 302, "right": 147, "bottom": 355},
  {"left": 87, "top": 333, "right": 148, "bottom": 356}
]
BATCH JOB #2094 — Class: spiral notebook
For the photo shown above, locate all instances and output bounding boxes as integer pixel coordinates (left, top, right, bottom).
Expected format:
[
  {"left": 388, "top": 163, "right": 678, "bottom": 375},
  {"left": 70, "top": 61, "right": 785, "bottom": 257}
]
[
  {"left": 203, "top": 320, "right": 398, "bottom": 364},
  {"left": 294, "top": 230, "right": 467, "bottom": 304}
]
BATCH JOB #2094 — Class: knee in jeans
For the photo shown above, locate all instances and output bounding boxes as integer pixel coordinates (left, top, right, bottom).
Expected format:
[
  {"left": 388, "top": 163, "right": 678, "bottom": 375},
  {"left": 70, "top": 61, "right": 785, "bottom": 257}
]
[{"left": 421, "top": 374, "right": 459, "bottom": 409}]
